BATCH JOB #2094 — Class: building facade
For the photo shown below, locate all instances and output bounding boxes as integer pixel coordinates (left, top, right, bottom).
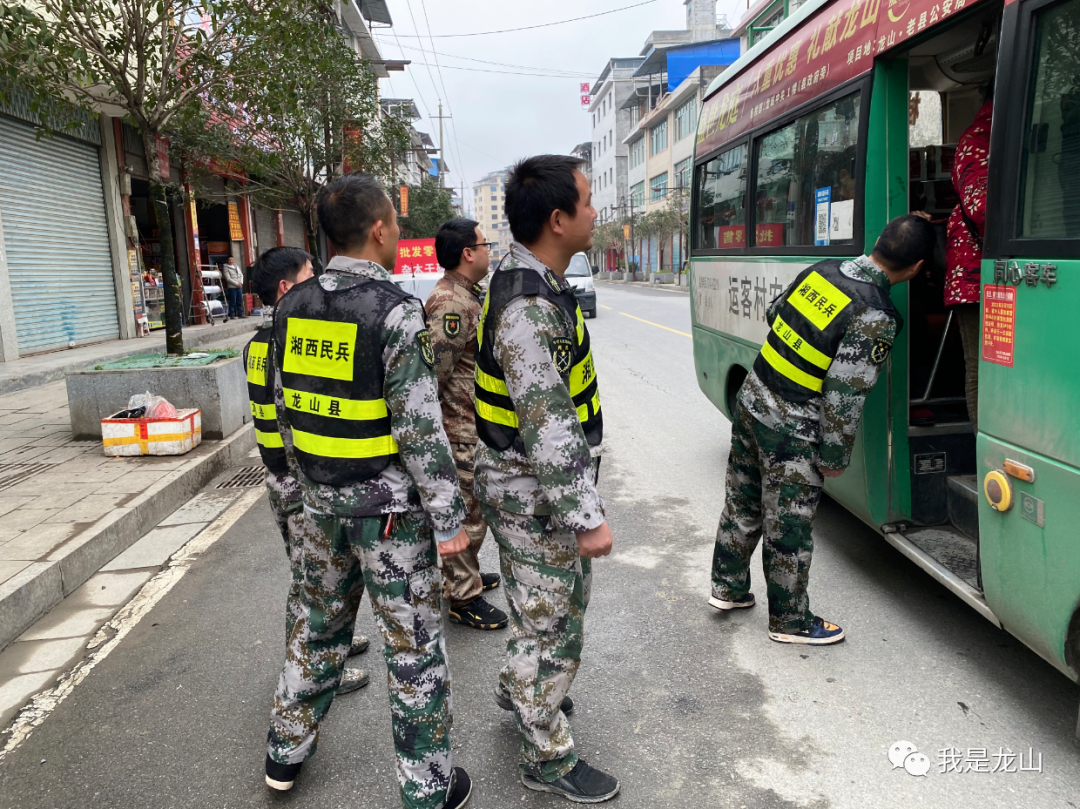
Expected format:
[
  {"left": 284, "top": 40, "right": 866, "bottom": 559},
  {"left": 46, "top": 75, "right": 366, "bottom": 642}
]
[
  {"left": 472, "top": 169, "right": 510, "bottom": 262},
  {"left": 588, "top": 58, "right": 646, "bottom": 227}
]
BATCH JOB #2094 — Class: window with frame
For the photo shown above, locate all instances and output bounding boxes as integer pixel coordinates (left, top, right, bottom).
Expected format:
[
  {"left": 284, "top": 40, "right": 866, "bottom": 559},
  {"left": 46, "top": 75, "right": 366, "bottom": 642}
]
[
  {"left": 629, "top": 136, "right": 645, "bottom": 169},
  {"left": 675, "top": 157, "right": 692, "bottom": 190},
  {"left": 631, "top": 181, "right": 645, "bottom": 208},
  {"left": 650, "top": 171, "right": 668, "bottom": 201},
  {"left": 630, "top": 104, "right": 640, "bottom": 127},
  {"left": 1018, "top": 0, "right": 1080, "bottom": 239},
  {"left": 693, "top": 144, "right": 748, "bottom": 250},
  {"left": 674, "top": 99, "right": 697, "bottom": 142},
  {"left": 651, "top": 119, "right": 668, "bottom": 155},
  {"left": 752, "top": 92, "right": 861, "bottom": 248}
]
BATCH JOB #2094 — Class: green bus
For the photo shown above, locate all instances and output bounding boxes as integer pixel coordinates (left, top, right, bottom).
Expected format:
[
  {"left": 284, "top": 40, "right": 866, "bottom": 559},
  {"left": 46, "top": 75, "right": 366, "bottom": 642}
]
[{"left": 689, "top": 0, "right": 1080, "bottom": 699}]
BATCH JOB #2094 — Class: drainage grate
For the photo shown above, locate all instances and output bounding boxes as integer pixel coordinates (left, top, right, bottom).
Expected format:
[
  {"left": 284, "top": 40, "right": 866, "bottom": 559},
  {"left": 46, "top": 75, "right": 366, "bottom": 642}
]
[
  {"left": 0, "top": 462, "right": 54, "bottom": 492},
  {"left": 216, "top": 465, "right": 267, "bottom": 488}
]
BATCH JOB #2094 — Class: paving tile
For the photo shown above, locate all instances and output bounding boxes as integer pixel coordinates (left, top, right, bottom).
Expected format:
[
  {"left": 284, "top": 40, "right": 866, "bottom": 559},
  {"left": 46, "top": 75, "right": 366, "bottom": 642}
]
[
  {"left": 0, "top": 482, "right": 97, "bottom": 505},
  {"left": 101, "top": 522, "right": 208, "bottom": 570},
  {"left": 0, "top": 523, "right": 83, "bottom": 561},
  {"left": 158, "top": 490, "right": 239, "bottom": 525},
  {"left": 44, "top": 493, "right": 132, "bottom": 523},
  {"left": 0, "top": 436, "right": 36, "bottom": 455},
  {"left": 0, "top": 413, "right": 37, "bottom": 426},
  {"left": 0, "top": 496, "right": 33, "bottom": 517},
  {"left": 0, "top": 508, "right": 54, "bottom": 532},
  {"left": 0, "top": 636, "right": 87, "bottom": 677},
  {"left": 30, "top": 466, "right": 128, "bottom": 485},
  {"left": 18, "top": 606, "right": 115, "bottom": 641},
  {"left": 0, "top": 671, "right": 57, "bottom": 728},
  {"left": 63, "top": 569, "right": 153, "bottom": 609},
  {"left": 101, "top": 470, "right": 169, "bottom": 494},
  {"left": 0, "top": 560, "right": 31, "bottom": 585}
]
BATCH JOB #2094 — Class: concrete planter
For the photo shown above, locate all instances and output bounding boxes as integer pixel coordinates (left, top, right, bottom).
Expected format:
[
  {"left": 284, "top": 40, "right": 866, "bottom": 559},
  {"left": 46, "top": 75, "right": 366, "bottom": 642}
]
[
  {"left": 66, "top": 355, "right": 248, "bottom": 441},
  {"left": 679, "top": 273, "right": 690, "bottom": 287},
  {"left": 650, "top": 272, "right": 675, "bottom": 284},
  {"left": 633, "top": 272, "right": 647, "bottom": 282}
]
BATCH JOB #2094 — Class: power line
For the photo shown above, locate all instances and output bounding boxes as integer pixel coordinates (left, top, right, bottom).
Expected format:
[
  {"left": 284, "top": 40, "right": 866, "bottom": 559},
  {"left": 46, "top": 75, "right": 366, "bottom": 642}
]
[
  {"left": 389, "top": 41, "right": 595, "bottom": 78},
  {"left": 403, "top": 61, "right": 593, "bottom": 79},
  {"left": 418, "top": 0, "right": 467, "bottom": 192},
  {"left": 391, "top": 0, "right": 657, "bottom": 38}
]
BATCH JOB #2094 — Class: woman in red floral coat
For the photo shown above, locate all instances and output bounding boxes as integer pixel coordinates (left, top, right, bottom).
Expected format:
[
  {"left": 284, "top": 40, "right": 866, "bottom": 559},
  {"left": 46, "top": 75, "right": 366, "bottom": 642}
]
[{"left": 946, "top": 95, "right": 993, "bottom": 431}]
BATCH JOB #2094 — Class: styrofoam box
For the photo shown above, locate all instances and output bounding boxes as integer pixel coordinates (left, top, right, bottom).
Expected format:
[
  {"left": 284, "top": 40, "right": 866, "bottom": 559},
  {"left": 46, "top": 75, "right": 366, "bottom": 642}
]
[{"left": 102, "top": 408, "right": 203, "bottom": 456}]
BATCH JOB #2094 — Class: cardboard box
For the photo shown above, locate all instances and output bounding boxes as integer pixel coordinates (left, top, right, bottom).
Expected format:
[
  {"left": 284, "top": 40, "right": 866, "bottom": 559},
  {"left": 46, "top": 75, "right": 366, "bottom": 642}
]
[{"left": 102, "top": 408, "right": 202, "bottom": 456}]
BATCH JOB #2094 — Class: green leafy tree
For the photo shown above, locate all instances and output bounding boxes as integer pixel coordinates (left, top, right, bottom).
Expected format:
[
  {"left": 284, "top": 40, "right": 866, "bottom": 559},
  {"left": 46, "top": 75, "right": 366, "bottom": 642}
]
[
  {"left": 399, "top": 176, "right": 455, "bottom": 239},
  {"left": 0, "top": 0, "right": 311, "bottom": 354}
]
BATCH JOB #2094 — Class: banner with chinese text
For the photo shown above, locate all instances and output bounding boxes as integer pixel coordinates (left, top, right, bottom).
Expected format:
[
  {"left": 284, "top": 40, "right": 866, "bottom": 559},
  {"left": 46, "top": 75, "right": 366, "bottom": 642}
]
[{"left": 395, "top": 238, "right": 441, "bottom": 274}]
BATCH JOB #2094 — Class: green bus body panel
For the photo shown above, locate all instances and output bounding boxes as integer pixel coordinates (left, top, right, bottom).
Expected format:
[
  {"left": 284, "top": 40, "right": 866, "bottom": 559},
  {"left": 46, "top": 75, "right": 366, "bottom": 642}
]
[{"left": 979, "top": 433, "right": 1080, "bottom": 680}]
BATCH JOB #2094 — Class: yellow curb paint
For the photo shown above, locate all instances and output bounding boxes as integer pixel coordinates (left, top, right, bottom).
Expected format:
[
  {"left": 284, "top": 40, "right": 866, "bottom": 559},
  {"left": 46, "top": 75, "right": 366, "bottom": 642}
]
[{"left": 618, "top": 312, "right": 691, "bottom": 338}]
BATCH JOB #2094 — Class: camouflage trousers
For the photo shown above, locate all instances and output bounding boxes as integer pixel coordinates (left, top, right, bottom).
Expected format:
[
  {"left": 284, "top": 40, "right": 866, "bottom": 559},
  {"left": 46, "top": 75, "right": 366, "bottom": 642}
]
[
  {"left": 481, "top": 505, "right": 591, "bottom": 782},
  {"left": 265, "top": 474, "right": 304, "bottom": 641},
  {"left": 443, "top": 442, "right": 488, "bottom": 607},
  {"left": 711, "top": 400, "right": 824, "bottom": 633},
  {"left": 267, "top": 508, "right": 454, "bottom": 809}
]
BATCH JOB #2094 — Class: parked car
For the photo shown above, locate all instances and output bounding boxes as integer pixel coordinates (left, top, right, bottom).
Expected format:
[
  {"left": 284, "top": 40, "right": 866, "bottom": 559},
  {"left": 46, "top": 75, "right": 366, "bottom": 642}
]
[
  {"left": 565, "top": 252, "right": 597, "bottom": 318},
  {"left": 393, "top": 271, "right": 443, "bottom": 304}
]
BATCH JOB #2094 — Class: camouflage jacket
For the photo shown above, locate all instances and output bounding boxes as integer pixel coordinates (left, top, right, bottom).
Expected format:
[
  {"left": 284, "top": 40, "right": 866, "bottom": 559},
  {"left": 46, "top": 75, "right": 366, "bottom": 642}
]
[
  {"left": 271, "top": 256, "right": 465, "bottom": 539},
  {"left": 739, "top": 254, "right": 899, "bottom": 471},
  {"left": 474, "top": 243, "right": 604, "bottom": 534},
  {"left": 425, "top": 270, "right": 484, "bottom": 444}
]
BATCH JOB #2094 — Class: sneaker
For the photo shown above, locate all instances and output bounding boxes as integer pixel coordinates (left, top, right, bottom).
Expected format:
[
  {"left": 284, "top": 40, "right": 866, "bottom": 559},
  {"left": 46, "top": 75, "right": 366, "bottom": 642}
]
[
  {"left": 265, "top": 755, "right": 301, "bottom": 791},
  {"left": 769, "top": 617, "right": 846, "bottom": 646},
  {"left": 337, "top": 668, "right": 370, "bottom": 695},
  {"left": 481, "top": 572, "right": 500, "bottom": 591},
  {"left": 708, "top": 592, "right": 756, "bottom": 611},
  {"left": 521, "top": 759, "right": 620, "bottom": 803},
  {"left": 349, "top": 635, "right": 370, "bottom": 656},
  {"left": 494, "top": 685, "right": 574, "bottom": 716},
  {"left": 445, "top": 766, "right": 473, "bottom": 809},
  {"left": 449, "top": 596, "right": 508, "bottom": 630}
]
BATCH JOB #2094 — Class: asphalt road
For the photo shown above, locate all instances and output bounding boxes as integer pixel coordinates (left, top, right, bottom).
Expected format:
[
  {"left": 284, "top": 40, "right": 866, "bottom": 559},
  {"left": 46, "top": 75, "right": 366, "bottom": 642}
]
[{"left": 1, "top": 282, "right": 1078, "bottom": 809}]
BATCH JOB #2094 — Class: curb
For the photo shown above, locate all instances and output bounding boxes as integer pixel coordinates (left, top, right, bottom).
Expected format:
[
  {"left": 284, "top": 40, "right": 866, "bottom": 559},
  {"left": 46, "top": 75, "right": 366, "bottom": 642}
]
[
  {"left": 597, "top": 278, "right": 690, "bottom": 294},
  {"left": 0, "top": 320, "right": 259, "bottom": 397},
  {"left": 0, "top": 423, "right": 256, "bottom": 652}
]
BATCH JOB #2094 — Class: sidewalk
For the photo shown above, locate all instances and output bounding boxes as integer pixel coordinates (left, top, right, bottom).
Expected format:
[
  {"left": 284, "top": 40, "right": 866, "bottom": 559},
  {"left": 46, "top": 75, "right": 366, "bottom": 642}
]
[
  {"left": 597, "top": 276, "right": 690, "bottom": 294},
  {"left": 0, "top": 325, "right": 259, "bottom": 652}
]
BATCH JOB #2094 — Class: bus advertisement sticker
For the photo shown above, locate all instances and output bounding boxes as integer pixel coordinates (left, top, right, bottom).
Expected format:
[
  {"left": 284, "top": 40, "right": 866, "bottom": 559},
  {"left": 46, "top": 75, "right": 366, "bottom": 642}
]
[
  {"left": 981, "top": 285, "right": 1015, "bottom": 367},
  {"left": 1019, "top": 492, "right": 1044, "bottom": 528}
]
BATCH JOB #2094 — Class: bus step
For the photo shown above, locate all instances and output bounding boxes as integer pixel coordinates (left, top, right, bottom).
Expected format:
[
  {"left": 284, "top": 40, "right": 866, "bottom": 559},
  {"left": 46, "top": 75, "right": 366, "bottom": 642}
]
[{"left": 946, "top": 475, "right": 980, "bottom": 542}]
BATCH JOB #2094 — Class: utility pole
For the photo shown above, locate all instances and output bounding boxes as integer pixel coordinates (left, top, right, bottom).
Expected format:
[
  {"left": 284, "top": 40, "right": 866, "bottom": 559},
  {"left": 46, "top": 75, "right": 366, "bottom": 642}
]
[{"left": 432, "top": 102, "right": 452, "bottom": 188}]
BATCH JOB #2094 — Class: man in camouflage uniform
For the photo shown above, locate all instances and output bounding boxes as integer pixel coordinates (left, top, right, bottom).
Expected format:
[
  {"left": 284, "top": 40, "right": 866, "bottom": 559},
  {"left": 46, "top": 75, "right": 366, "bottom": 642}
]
[
  {"left": 474, "top": 155, "right": 619, "bottom": 803},
  {"left": 247, "top": 246, "right": 370, "bottom": 697},
  {"left": 426, "top": 218, "right": 508, "bottom": 630},
  {"left": 710, "top": 215, "right": 937, "bottom": 645},
  {"left": 263, "top": 175, "right": 474, "bottom": 809}
]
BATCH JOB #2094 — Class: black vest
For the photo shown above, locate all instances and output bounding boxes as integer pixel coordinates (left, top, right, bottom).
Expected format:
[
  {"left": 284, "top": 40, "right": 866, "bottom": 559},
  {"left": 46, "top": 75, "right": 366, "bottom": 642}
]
[
  {"left": 474, "top": 264, "right": 602, "bottom": 452},
  {"left": 753, "top": 259, "right": 903, "bottom": 403},
  {"left": 272, "top": 275, "right": 412, "bottom": 486},
  {"left": 244, "top": 325, "right": 288, "bottom": 475}
]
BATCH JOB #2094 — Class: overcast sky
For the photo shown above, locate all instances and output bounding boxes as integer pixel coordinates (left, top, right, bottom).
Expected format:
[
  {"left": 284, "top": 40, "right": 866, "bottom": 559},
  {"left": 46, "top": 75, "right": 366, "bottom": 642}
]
[{"left": 371, "top": 0, "right": 744, "bottom": 214}]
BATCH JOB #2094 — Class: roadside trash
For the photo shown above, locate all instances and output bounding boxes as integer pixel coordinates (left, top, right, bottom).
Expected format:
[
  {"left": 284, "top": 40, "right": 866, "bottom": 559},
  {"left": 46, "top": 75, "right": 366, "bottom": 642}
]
[
  {"left": 185, "top": 352, "right": 210, "bottom": 359},
  {"left": 127, "top": 391, "right": 178, "bottom": 420},
  {"left": 102, "top": 392, "right": 201, "bottom": 456}
]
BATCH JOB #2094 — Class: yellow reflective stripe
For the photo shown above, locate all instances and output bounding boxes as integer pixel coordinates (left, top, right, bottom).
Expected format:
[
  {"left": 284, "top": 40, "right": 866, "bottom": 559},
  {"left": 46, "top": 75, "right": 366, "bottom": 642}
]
[
  {"left": 786, "top": 271, "right": 852, "bottom": 331},
  {"left": 250, "top": 401, "right": 277, "bottom": 421},
  {"left": 761, "top": 342, "right": 823, "bottom": 393},
  {"left": 281, "top": 318, "right": 357, "bottom": 381},
  {"left": 282, "top": 388, "right": 388, "bottom": 420},
  {"left": 475, "top": 398, "right": 519, "bottom": 428},
  {"left": 474, "top": 366, "right": 509, "bottom": 396},
  {"left": 568, "top": 351, "right": 596, "bottom": 397},
  {"left": 575, "top": 304, "right": 585, "bottom": 343},
  {"left": 256, "top": 429, "right": 284, "bottom": 449},
  {"left": 575, "top": 391, "right": 601, "bottom": 424},
  {"left": 291, "top": 428, "right": 398, "bottom": 459},
  {"left": 246, "top": 341, "right": 269, "bottom": 385},
  {"left": 771, "top": 316, "right": 832, "bottom": 370}
]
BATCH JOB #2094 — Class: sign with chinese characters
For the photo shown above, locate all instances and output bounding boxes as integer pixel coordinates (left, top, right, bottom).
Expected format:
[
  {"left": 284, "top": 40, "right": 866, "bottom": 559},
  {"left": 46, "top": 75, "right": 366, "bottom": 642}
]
[
  {"left": 228, "top": 202, "right": 244, "bottom": 241},
  {"left": 395, "top": 238, "right": 440, "bottom": 274},
  {"left": 696, "top": 0, "right": 990, "bottom": 155},
  {"left": 400, "top": 186, "right": 409, "bottom": 217},
  {"left": 815, "top": 187, "right": 831, "bottom": 245},
  {"left": 580, "top": 83, "right": 592, "bottom": 110},
  {"left": 982, "top": 284, "right": 1015, "bottom": 367},
  {"left": 692, "top": 260, "right": 808, "bottom": 344}
]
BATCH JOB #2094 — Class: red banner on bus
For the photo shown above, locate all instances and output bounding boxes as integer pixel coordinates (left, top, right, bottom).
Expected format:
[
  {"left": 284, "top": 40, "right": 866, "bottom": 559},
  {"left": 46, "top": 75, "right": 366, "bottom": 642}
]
[
  {"left": 395, "top": 238, "right": 440, "bottom": 274},
  {"left": 697, "top": 0, "right": 991, "bottom": 155}
]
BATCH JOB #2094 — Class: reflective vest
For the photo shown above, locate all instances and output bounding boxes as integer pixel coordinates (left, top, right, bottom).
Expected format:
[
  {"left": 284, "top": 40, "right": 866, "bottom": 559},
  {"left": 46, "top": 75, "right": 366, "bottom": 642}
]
[
  {"left": 273, "top": 275, "right": 412, "bottom": 486},
  {"left": 474, "top": 264, "right": 602, "bottom": 451},
  {"left": 753, "top": 259, "right": 902, "bottom": 403},
  {"left": 244, "top": 325, "right": 288, "bottom": 475}
]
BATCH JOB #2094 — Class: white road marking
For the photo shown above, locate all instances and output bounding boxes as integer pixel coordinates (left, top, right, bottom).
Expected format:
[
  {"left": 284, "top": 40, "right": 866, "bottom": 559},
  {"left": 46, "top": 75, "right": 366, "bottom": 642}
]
[{"left": 0, "top": 487, "right": 262, "bottom": 761}]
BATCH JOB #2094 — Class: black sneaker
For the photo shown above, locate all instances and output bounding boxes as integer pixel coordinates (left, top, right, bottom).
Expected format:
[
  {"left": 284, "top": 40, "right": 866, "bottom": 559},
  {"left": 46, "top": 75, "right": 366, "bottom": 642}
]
[
  {"left": 449, "top": 596, "right": 508, "bottom": 630},
  {"left": 708, "top": 592, "right": 756, "bottom": 611},
  {"left": 445, "top": 766, "right": 473, "bottom": 809},
  {"left": 265, "top": 755, "right": 301, "bottom": 791},
  {"left": 349, "top": 635, "right": 370, "bottom": 656},
  {"left": 494, "top": 685, "right": 574, "bottom": 716},
  {"left": 481, "top": 572, "right": 500, "bottom": 591},
  {"left": 521, "top": 759, "right": 619, "bottom": 803},
  {"left": 769, "top": 616, "right": 845, "bottom": 646}
]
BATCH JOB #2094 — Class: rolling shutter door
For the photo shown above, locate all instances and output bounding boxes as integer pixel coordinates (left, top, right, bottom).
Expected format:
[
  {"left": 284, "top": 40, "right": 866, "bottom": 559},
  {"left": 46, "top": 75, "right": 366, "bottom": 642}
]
[
  {"left": 281, "top": 208, "right": 306, "bottom": 249},
  {"left": 0, "top": 115, "right": 119, "bottom": 354}
]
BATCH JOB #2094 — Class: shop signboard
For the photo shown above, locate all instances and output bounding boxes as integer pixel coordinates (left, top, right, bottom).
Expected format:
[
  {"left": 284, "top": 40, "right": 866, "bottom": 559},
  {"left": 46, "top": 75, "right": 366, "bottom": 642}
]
[
  {"left": 395, "top": 238, "right": 440, "bottom": 274},
  {"left": 228, "top": 202, "right": 244, "bottom": 240}
]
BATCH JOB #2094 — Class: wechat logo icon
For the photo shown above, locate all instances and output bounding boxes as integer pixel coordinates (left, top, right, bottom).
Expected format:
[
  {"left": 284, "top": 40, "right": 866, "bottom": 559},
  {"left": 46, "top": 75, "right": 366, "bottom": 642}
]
[{"left": 889, "top": 741, "right": 930, "bottom": 777}]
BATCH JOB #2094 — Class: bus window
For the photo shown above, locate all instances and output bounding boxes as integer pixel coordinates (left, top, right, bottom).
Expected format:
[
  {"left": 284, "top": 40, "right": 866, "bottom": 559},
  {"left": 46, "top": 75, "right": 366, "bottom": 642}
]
[
  {"left": 1018, "top": 0, "right": 1080, "bottom": 239},
  {"left": 752, "top": 93, "right": 862, "bottom": 249},
  {"left": 693, "top": 143, "right": 748, "bottom": 250}
]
